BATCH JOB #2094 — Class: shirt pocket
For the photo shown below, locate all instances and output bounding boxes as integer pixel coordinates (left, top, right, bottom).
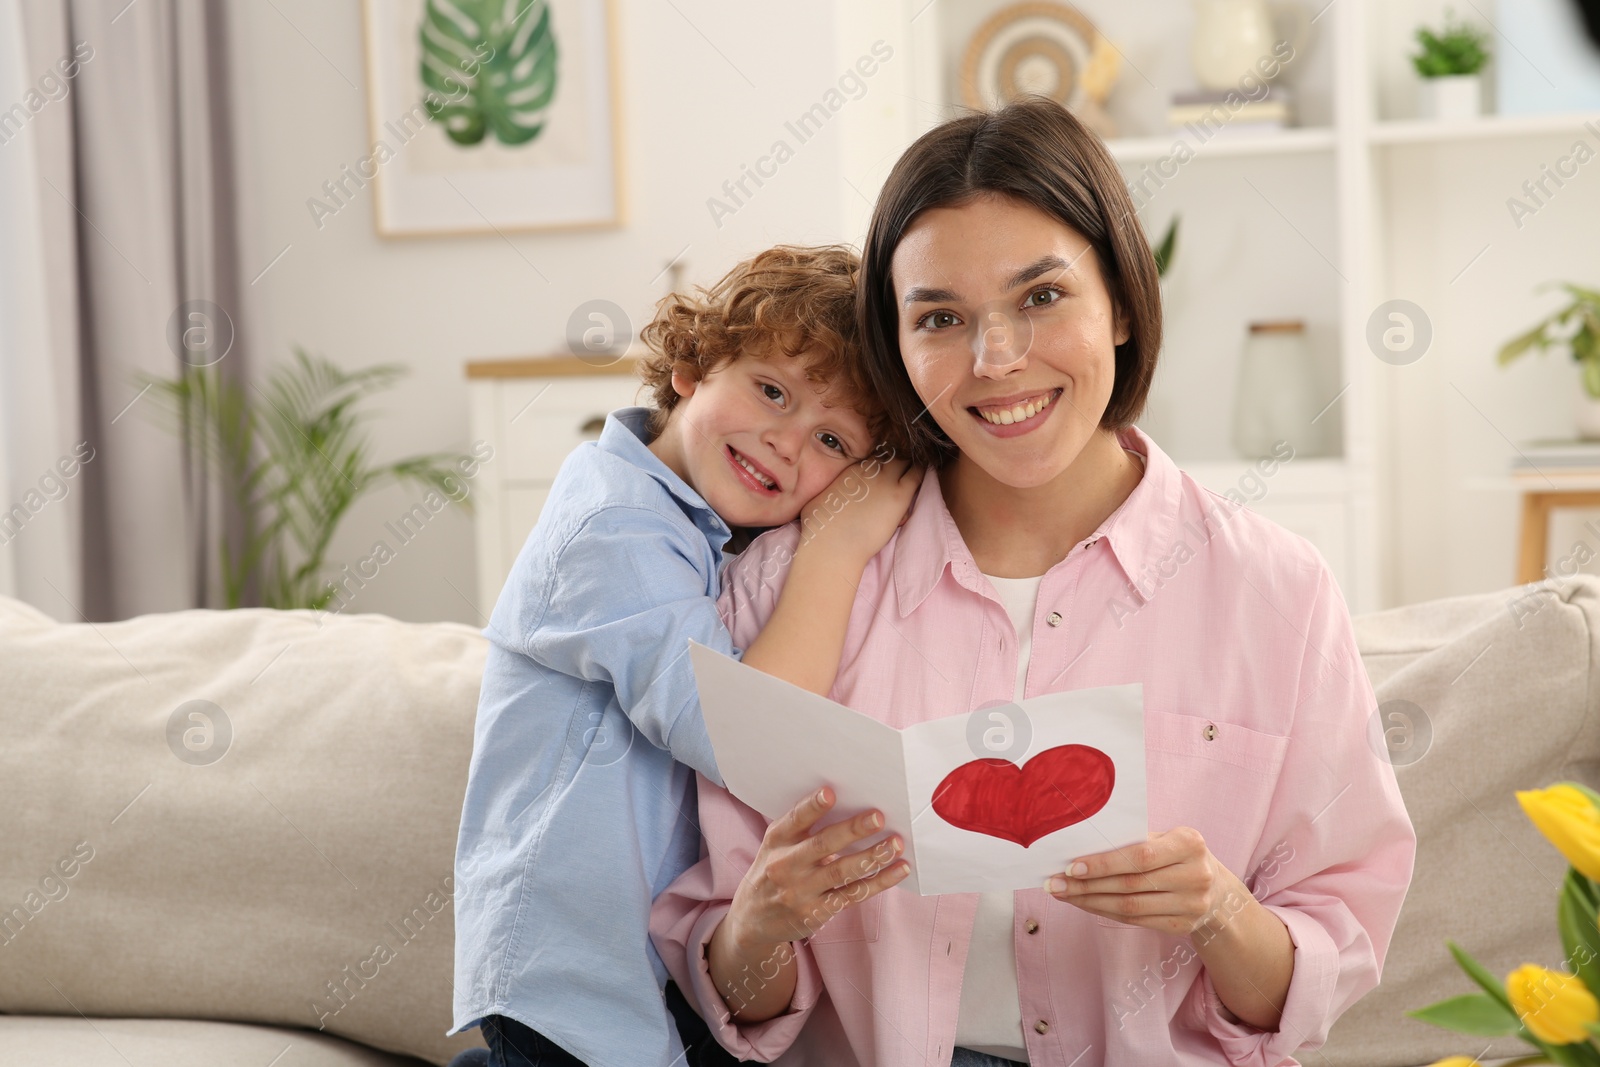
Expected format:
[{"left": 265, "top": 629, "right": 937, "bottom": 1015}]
[
  {"left": 1095, "top": 710, "right": 1290, "bottom": 929},
  {"left": 805, "top": 892, "right": 884, "bottom": 945}
]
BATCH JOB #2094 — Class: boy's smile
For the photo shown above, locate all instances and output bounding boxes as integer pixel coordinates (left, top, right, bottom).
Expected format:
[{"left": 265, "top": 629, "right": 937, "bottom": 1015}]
[
  {"left": 725, "top": 444, "right": 780, "bottom": 494},
  {"left": 648, "top": 351, "right": 874, "bottom": 529}
]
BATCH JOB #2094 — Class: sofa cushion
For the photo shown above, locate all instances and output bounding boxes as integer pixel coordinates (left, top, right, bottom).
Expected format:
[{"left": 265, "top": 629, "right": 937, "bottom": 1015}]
[
  {"left": 0, "top": 1015, "right": 432, "bottom": 1065},
  {"left": 1318, "top": 576, "right": 1600, "bottom": 1066},
  {"left": 0, "top": 597, "right": 488, "bottom": 1065}
]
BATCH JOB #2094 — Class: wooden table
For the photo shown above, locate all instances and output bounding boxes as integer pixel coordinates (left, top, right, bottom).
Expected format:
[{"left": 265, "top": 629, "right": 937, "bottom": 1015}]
[{"left": 1516, "top": 470, "right": 1600, "bottom": 585}]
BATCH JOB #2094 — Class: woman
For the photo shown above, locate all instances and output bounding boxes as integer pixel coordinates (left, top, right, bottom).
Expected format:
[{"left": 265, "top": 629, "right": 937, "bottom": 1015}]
[{"left": 651, "top": 98, "right": 1415, "bottom": 1067}]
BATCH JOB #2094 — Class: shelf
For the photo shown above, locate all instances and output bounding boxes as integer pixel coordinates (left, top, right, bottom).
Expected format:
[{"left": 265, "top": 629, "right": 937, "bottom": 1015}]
[
  {"left": 1370, "top": 111, "right": 1600, "bottom": 146},
  {"left": 1107, "top": 113, "right": 1600, "bottom": 161},
  {"left": 1107, "top": 126, "right": 1336, "bottom": 164}
]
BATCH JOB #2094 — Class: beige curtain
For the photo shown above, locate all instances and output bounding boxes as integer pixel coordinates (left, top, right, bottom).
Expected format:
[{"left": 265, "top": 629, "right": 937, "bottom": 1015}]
[{"left": 13, "top": 0, "right": 248, "bottom": 619}]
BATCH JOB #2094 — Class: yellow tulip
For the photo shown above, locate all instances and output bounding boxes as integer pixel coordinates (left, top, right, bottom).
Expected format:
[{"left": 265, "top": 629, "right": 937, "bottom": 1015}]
[
  {"left": 1424, "top": 1058, "right": 1480, "bottom": 1067},
  {"left": 1506, "top": 963, "right": 1600, "bottom": 1045},
  {"left": 1516, "top": 785, "right": 1600, "bottom": 883}
]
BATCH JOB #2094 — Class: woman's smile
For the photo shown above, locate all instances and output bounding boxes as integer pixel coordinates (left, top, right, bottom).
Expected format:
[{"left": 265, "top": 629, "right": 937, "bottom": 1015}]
[{"left": 969, "top": 386, "right": 1064, "bottom": 435}]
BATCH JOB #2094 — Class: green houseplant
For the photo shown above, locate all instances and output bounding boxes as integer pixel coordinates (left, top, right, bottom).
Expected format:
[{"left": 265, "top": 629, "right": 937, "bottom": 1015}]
[
  {"left": 1412, "top": 15, "right": 1491, "bottom": 77},
  {"left": 1499, "top": 282, "right": 1600, "bottom": 439},
  {"left": 1411, "top": 12, "right": 1489, "bottom": 120},
  {"left": 146, "top": 348, "right": 474, "bottom": 610}
]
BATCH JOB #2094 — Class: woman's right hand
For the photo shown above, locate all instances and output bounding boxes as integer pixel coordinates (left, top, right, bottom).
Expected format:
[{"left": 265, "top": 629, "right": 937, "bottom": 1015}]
[{"left": 724, "top": 785, "right": 909, "bottom": 956}]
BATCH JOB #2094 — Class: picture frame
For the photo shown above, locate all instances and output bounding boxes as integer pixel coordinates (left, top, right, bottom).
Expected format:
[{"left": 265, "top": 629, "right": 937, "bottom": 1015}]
[{"left": 358, "top": 0, "right": 623, "bottom": 236}]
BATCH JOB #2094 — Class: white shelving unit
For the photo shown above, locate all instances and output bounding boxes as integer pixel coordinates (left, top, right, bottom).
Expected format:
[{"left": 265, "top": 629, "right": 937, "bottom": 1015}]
[
  {"left": 831, "top": 0, "right": 1600, "bottom": 613},
  {"left": 835, "top": 0, "right": 1378, "bottom": 608}
]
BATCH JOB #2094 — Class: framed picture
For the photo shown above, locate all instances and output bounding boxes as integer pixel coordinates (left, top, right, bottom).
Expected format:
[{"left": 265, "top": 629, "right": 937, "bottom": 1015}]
[{"left": 359, "top": 0, "right": 622, "bottom": 236}]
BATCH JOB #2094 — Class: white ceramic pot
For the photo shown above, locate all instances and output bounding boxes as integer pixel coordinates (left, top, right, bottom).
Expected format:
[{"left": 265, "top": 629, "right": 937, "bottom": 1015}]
[
  {"left": 1576, "top": 381, "right": 1600, "bottom": 440},
  {"left": 1232, "top": 320, "right": 1331, "bottom": 459},
  {"left": 1418, "top": 75, "right": 1483, "bottom": 121},
  {"left": 1192, "top": 0, "right": 1278, "bottom": 90}
]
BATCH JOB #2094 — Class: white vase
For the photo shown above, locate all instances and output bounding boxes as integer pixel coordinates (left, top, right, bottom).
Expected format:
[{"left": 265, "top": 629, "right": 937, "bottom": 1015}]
[
  {"left": 1232, "top": 320, "right": 1328, "bottom": 459},
  {"left": 1193, "top": 0, "right": 1276, "bottom": 90},
  {"left": 1191, "top": 0, "right": 1308, "bottom": 90},
  {"left": 1418, "top": 75, "right": 1483, "bottom": 121},
  {"left": 1576, "top": 383, "right": 1600, "bottom": 440}
]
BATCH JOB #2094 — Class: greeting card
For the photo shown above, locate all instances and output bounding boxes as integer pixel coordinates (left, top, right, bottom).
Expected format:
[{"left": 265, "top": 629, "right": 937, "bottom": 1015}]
[{"left": 688, "top": 642, "right": 1148, "bottom": 895}]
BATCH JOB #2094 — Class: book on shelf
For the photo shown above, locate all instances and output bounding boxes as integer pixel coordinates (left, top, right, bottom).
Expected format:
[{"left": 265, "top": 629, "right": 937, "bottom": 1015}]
[{"left": 1168, "top": 87, "right": 1293, "bottom": 131}]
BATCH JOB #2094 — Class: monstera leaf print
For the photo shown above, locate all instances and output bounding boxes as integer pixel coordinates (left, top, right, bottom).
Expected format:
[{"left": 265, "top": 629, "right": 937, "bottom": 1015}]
[{"left": 419, "top": 0, "right": 557, "bottom": 147}]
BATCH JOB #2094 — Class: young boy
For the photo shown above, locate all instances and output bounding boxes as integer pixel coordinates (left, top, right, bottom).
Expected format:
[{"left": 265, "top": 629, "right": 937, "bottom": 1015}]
[{"left": 448, "top": 246, "right": 917, "bottom": 1067}]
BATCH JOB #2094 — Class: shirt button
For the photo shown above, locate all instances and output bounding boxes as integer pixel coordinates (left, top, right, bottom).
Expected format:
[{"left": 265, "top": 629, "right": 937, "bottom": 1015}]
[
  {"left": 1203, "top": 722, "right": 1218, "bottom": 741},
  {"left": 1034, "top": 1020, "right": 1050, "bottom": 1035},
  {"left": 1025, "top": 918, "right": 1039, "bottom": 934},
  {"left": 1046, "top": 612, "right": 1062, "bottom": 627}
]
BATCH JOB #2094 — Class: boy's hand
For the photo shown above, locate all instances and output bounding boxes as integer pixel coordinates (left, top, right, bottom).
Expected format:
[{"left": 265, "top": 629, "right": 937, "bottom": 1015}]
[
  {"left": 796, "top": 455, "right": 919, "bottom": 568},
  {"left": 736, "top": 452, "right": 917, "bottom": 701}
]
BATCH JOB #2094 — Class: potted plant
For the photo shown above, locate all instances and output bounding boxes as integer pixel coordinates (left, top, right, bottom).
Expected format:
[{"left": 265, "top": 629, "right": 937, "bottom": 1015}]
[
  {"left": 1411, "top": 11, "right": 1490, "bottom": 121},
  {"left": 144, "top": 348, "right": 476, "bottom": 609},
  {"left": 1499, "top": 283, "right": 1600, "bottom": 440}
]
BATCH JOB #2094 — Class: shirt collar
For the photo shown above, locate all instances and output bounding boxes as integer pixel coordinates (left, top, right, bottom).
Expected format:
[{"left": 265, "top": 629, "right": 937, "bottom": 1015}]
[
  {"left": 892, "top": 425, "right": 1183, "bottom": 618},
  {"left": 599, "top": 407, "right": 731, "bottom": 543}
]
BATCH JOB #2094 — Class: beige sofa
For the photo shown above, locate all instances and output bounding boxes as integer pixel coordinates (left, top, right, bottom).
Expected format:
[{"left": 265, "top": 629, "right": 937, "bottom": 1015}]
[{"left": 0, "top": 575, "right": 1595, "bottom": 1066}]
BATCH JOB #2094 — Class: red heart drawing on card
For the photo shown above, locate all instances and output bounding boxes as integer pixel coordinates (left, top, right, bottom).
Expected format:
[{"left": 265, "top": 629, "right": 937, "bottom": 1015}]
[{"left": 931, "top": 744, "right": 1115, "bottom": 847}]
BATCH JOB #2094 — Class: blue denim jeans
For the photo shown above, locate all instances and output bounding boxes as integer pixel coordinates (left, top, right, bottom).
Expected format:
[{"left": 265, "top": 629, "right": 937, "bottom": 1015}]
[
  {"left": 449, "top": 1026, "right": 1028, "bottom": 1066},
  {"left": 950, "top": 1050, "right": 1028, "bottom": 1067},
  {"left": 479, "top": 1015, "right": 581, "bottom": 1066},
  {"left": 446, "top": 981, "right": 745, "bottom": 1066}
]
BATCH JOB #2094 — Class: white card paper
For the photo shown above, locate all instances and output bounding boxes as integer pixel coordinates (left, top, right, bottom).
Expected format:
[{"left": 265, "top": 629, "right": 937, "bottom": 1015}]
[{"left": 688, "top": 642, "right": 1148, "bottom": 895}]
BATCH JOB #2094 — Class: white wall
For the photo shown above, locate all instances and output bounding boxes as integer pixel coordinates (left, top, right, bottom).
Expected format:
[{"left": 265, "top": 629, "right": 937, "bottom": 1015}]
[
  {"left": 227, "top": 1, "right": 883, "bottom": 623},
  {"left": 223, "top": 0, "right": 1600, "bottom": 622},
  {"left": 1378, "top": 134, "right": 1598, "bottom": 606}
]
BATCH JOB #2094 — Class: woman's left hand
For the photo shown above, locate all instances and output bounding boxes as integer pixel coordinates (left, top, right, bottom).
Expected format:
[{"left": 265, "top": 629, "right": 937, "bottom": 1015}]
[{"left": 1045, "top": 827, "right": 1250, "bottom": 937}]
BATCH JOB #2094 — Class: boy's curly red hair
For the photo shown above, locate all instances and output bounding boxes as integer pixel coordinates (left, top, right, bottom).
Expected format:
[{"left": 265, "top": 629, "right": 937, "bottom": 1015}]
[{"left": 638, "top": 245, "right": 894, "bottom": 451}]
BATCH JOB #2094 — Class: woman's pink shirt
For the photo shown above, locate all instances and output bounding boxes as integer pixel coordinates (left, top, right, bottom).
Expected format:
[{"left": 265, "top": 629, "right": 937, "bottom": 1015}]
[{"left": 650, "top": 426, "right": 1415, "bottom": 1067}]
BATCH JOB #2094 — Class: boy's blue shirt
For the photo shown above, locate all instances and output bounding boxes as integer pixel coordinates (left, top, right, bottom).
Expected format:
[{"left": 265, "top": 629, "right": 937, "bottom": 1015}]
[{"left": 450, "top": 407, "right": 736, "bottom": 1067}]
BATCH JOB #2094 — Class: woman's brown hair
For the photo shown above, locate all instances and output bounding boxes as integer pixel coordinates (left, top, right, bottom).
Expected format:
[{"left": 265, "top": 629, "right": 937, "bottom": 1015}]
[
  {"left": 858, "top": 96, "right": 1163, "bottom": 467},
  {"left": 639, "top": 244, "right": 892, "bottom": 449}
]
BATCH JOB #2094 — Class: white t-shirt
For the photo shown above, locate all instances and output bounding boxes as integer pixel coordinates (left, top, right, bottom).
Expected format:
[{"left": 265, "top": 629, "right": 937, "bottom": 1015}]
[
  {"left": 953, "top": 571, "right": 1043, "bottom": 1061},
  {"left": 954, "top": 450, "right": 1144, "bottom": 1060}
]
